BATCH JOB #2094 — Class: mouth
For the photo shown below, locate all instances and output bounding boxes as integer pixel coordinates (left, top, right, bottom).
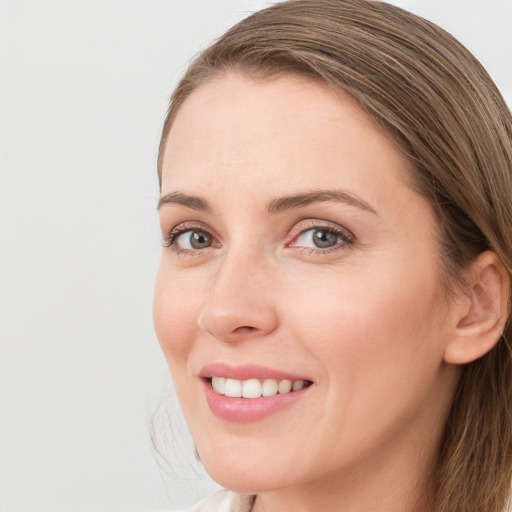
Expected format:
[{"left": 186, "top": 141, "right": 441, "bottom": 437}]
[
  {"left": 199, "top": 364, "right": 314, "bottom": 423},
  {"left": 208, "top": 376, "right": 313, "bottom": 398}
]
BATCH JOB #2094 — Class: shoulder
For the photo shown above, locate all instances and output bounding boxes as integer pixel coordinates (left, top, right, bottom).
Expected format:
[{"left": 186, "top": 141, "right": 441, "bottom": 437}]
[{"left": 172, "top": 489, "right": 255, "bottom": 512}]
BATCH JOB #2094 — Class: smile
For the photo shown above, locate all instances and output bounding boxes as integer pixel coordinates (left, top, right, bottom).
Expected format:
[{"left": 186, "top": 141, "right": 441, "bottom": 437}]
[
  {"left": 210, "top": 377, "right": 311, "bottom": 398},
  {"left": 200, "top": 366, "right": 314, "bottom": 423}
]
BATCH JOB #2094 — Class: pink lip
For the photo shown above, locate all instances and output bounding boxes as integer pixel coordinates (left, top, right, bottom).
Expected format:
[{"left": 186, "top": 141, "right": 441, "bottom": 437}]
[
  {"left": 199, "top": 363, "right": 311, "bottom": 382},
  {"left": 199, "top": 363, "right": 313, "bottom": 423}
]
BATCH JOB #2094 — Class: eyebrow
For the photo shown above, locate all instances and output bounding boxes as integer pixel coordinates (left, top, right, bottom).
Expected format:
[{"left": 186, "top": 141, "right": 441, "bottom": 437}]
[
  {"left": 266, "top": 189, "right": 378, "bottom": 215},
  {"left": 157, "top": 191, "right": 213, "bottom": 213},
  {"left": 158, "top": 189, "right": 377, "bottom": 216}
]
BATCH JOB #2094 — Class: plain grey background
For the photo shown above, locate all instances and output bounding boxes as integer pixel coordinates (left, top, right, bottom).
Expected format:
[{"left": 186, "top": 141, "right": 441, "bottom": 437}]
[{"left": 1, "top": 1, "right": 511, "bottom": 511}]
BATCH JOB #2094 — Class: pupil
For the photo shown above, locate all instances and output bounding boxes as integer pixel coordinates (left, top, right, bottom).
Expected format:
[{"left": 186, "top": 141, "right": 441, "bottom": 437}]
[
  {"left": 190, "top": 231, "right": 211, "bottom": 249},
  {"left": 313, "top": 229, "right": 337, "bottom": 248}
]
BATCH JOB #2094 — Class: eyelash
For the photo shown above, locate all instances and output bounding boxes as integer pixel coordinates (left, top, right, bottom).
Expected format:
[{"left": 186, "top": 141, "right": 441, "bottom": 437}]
[
  {"left": 288, "top": 220, "right": 355, "bottom": 255},
  {"left": 162, "top": 221, "right": 355, "bottom": 256},
  {"left": 162, "top": 222, "right": 212, "bottom": 251}
]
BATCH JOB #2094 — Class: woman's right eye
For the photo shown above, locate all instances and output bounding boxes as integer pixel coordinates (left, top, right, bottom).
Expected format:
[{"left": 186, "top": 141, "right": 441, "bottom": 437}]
[
  {"left": 178, "top": 230, "right": 213, "bottom": 250},
  {"left": 163, "top": 227, "right": 216, "bottom": 252}
]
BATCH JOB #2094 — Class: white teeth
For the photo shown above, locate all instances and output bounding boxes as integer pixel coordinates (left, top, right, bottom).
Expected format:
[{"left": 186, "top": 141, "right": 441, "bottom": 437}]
[
  {"left": 278, "top": 379, "right": 292, "bottom": 394},
  {"left": 211, "top": 376, "right": 226, "bottom": 394},
  {"left": 211, "top": 377, "right": 308, "bottom": 398},
  {"left": 224, "top": 378, "right": 242, "bottom": 397},
  {"left": 242, "top": 379, "right": 261, "bottom": 399},
  {"left": 292, "top": 380, "right": 304, "bottom": 391},
  {"left": 262, "top": 378, "right": 278, "bottom": 396}
]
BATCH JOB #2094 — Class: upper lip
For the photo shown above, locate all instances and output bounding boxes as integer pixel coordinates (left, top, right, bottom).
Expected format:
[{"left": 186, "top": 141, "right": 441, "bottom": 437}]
[{"left": 199, "top": 363, "right": 313, "bottom": 382}]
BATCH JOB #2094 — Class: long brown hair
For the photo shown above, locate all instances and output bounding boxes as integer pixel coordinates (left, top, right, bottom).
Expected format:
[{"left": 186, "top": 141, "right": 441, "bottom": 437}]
[{"left": 157, "top": 1, "right": 512, "bottom": 510}]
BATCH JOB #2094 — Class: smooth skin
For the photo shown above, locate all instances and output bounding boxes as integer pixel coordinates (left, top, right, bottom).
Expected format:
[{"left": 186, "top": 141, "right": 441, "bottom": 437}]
[{"left": 154, "top": 74, "right": 508, "bottom": 512}]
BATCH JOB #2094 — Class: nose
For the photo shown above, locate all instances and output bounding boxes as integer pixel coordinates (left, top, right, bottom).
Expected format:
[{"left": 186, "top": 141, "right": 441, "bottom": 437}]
[{"left": 197, "top": 253, "right": 279, "bottom": 343}]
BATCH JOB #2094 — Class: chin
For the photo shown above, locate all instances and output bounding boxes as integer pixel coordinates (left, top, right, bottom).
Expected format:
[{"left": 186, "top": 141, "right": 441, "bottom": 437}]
[
  {"left": 205, "top": 466, "right": 283, "bottom": 495},
  {"left": 197, "top": 444, "right": 295, "bottom": 495}
]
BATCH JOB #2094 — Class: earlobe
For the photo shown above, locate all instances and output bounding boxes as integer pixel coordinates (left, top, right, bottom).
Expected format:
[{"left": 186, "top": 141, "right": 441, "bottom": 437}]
[{"left": 444, "top": 251, "right": 510, "bottom": 365}]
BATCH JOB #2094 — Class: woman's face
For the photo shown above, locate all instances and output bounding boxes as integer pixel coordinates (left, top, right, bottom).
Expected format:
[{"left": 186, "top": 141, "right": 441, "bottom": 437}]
[{"left": 154, "top": 75, "right": 459, "bottom": 496}]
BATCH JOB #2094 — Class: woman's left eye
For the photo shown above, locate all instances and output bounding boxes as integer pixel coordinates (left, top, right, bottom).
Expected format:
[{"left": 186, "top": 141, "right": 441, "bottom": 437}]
[{"left": 291, "top": 225, "right": 353, "bottom": 252}]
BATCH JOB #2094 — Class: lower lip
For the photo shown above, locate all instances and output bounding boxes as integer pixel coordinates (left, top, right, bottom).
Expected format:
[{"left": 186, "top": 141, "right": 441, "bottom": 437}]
[{"left": 203, "top": 380, "right": 311, "bottom": 423}]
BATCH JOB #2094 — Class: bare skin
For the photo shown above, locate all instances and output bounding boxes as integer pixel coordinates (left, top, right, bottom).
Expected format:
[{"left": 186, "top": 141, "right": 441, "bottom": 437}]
[{"left": 154, "top": 74, "right": 463, "bottom": 512}]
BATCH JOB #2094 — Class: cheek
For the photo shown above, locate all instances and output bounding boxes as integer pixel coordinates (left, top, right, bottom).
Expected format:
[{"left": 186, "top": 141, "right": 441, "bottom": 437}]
[
  {"left": 284, "top": 264, "right": 444, "bottom": 375},
  {"left": 153, "top": 265, "right": 201, "bottom": 365},
  {"left": 279, "top": 266, "right": 448, "bottom": 451}
]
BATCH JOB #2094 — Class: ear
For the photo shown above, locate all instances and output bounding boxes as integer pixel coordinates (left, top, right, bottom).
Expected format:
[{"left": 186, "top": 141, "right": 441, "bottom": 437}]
[{"left": 444, "top": 251, "right": 510, "bottom": 365}]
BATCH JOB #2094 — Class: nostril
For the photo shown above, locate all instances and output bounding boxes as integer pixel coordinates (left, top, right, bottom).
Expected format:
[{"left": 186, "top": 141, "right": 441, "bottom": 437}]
[{"left": 233, "top": 325, "right": 257, "bottom": 334}]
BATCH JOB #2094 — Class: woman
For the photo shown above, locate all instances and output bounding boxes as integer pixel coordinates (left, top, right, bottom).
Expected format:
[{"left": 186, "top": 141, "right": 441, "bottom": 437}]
[{"left": 153, "top": 1, "right": 512, "bottom": 511}]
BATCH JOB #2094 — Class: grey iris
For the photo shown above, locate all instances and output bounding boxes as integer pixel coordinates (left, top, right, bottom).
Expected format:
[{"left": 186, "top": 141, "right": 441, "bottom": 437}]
[
  {"left": 313, "top": 229, "right": 338, "bottom": 248},
  {"left": 190, "top": 231, "right": 212, "bottom": 249}
]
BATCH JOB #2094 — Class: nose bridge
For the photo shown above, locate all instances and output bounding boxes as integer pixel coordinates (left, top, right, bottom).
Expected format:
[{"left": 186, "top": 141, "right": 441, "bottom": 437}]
[{"left": 197, "top": 240, "right": 278, "bottom": 342}]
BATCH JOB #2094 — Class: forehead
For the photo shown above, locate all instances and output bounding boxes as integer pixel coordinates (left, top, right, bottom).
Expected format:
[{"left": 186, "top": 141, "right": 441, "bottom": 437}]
[{"left": 161, "top": 74, "right": 413, "bottom": 208}]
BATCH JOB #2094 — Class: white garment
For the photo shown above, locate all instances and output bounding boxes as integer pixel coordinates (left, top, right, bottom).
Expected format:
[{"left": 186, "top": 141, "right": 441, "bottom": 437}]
[{"left": 173, "top": 490, "right": 255, "bottom": 512}]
